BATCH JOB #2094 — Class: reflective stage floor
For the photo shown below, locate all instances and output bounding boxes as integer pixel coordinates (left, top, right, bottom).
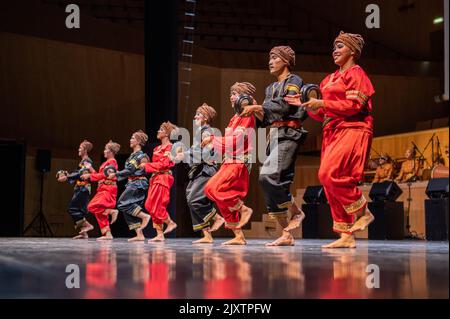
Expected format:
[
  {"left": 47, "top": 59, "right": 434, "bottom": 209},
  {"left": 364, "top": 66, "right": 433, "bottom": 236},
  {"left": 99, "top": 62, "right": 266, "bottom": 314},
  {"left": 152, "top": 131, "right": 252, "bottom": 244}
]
[{"left": 0, "top": 238, "right": 448, "bottom": 299}]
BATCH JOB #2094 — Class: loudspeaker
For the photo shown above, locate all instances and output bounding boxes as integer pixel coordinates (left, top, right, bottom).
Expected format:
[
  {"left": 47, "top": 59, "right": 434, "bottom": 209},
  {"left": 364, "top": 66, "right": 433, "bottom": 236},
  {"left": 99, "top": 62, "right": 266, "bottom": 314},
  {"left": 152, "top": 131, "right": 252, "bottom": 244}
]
[
  {"left": 303, "top": 186, "right": 327, "bottom": 204},
  {"left": 301, "top": 203, "right": 337, "bottom": 239},
  {"left": 368, "top": 202, "right": 405, "bottom": 240},
  {"left": 426, "top": 178, "right": 449, "bottom": 199},
  {"left": 369, "top": 181, "right": 403, "bottom": 202},
  {"left": 0, "top": 141, "right": 26, "bottom": 236},
  {"left": 425, "top": 198, "right": 449, "bottom": 241},
  {"left": 36, "top": 149, "right": 51, "bottom": 173}
]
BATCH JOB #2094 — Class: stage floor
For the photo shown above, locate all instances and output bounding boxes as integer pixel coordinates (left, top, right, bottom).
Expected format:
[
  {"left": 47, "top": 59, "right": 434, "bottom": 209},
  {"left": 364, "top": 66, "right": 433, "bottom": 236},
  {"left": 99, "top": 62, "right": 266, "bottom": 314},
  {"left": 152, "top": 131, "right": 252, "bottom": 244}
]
[{"left": 0, "top": 238, "right": 448, "bottom": 299}]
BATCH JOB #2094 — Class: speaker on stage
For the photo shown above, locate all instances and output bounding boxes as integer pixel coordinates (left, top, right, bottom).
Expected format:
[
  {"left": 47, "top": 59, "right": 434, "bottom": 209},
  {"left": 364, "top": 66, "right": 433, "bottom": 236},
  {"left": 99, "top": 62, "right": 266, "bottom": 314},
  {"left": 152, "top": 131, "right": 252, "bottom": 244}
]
[
  {"left": 426, "top": 178, "right": 449, "bottom": 199},
  {"left": 36, "top": 149, "right": 51, "bottom": 173},
  {"left": 368, "top": 202, "right": 405, "bottom": 240},
  {"left": 425, "top": 178, "right": 449, "bottom": 241},
  {"left": 369, "top": 181, "right": 402, "bottom": 202},
  {"left": 302, "top": 186, "right": 337, "bottom": 239},
  {"left": 425, "top": 198, "right": 449, "bottom": 241},
  {"left": 368, "top": 181, "right": 405, "bottom": 239},
  {"left": 303, "top": 185, "right": 327, "bottom": 204}
]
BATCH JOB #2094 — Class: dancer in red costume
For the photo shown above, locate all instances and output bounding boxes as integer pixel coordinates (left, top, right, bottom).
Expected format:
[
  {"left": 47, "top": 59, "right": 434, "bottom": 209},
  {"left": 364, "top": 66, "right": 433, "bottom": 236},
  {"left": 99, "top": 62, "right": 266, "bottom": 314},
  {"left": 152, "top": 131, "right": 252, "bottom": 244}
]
[
  {"left": 202, "top": 82, "right": 257, "bottom": 245},
  {"left": 81, "top": 141, "right": 120, "bottom": 240},
  {"left": 285, "top": 31, "right": 375, "bottom": 248},
  {"left": 140, "top": 122, "right": 178, "bottom": 242}
]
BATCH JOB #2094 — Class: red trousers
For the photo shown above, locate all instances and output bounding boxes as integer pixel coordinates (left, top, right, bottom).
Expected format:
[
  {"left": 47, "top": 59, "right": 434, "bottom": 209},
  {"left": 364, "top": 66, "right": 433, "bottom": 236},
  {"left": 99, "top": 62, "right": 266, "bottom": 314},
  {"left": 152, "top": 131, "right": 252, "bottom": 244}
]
[
  {"left": 144, "top": 175, "right": 174, "bottom": 226},
  {"left": 204, "top": 163, "right": 249, "bottom": 229},
  {"left": 318, "top": 128, "right": 372, "bottom": 234},
  {"left": 88, "top": 184, "right": 117, "bottom": 234}
]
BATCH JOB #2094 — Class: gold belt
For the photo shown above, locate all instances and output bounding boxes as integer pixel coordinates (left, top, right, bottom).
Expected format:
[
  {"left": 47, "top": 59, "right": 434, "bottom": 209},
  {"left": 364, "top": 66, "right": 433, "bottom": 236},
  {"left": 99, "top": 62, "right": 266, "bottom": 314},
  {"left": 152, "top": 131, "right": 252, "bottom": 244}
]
[
  {"left": 152, "top": 171, "right": 172, "bottom": 176},
  {"left": 271, "top": 120, "right": 302, "bottom": 129},
  {"left": 128, "top": 176, "right": 147, "bottom": 182},
  {"left": 99, "top": 180, "right": 116, "bottom": 186}
]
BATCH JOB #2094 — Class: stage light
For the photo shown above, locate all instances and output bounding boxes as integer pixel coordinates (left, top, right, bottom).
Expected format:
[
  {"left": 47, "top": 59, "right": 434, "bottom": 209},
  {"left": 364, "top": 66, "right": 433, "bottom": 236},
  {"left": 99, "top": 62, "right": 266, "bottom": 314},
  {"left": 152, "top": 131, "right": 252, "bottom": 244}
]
[{"left": 433, "top": 17, "right": 444, "bottom": 25}]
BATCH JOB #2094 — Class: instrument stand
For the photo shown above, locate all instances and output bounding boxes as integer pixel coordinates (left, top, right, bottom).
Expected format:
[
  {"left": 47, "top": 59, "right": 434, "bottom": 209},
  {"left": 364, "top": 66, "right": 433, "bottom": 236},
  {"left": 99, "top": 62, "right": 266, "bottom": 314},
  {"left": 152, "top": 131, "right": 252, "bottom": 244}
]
[
  {"left": 23, "top": 172, "right": 54, "bottom": 237},
  {"left": 404, "top": 181, "right": 422, "bottom": 240}
]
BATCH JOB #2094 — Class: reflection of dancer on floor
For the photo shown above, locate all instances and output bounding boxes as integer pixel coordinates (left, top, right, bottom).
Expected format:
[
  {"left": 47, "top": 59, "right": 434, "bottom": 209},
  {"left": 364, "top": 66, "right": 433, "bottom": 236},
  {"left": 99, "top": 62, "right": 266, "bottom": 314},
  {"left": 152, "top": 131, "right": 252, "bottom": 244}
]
[
  {"left": 175, "top": 103, "right": 224, "bottom": 244},
  {"left": 81, "top": 141, "right": 120, "bottom": 240},
  {"left": 285, "top": 31, "right": 375, "bottom": 248},
  {"left": 241, "top": 46, "right": 308, "bottom": 247},
  {"left": 110, "top": 131, "right": 151, "bottom": 242},
  {"left": 140, "top": 122, "right": 178, "bottom": 242},
  {"left": 57, "top": 140, "right": 95, "bottom": 239},
  {"left": 202, "top": 82, "right": 256, "bottom": 246}
]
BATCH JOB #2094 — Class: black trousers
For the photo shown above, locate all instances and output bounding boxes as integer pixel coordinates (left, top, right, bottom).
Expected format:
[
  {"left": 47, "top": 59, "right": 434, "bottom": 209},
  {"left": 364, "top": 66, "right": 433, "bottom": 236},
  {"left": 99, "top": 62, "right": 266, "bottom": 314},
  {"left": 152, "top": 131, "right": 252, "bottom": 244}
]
[
  {"left": 259, "top": 129, "right": 301, "bottom": 217},
  {"left": 68, "top": 186, "right": 90, "bottom": 225},
  {"left": 117, "top": 179, "right": 149, "bottom": 230},
  {"left": 186, "top": 173, "right": 217, "bottom": 231}
]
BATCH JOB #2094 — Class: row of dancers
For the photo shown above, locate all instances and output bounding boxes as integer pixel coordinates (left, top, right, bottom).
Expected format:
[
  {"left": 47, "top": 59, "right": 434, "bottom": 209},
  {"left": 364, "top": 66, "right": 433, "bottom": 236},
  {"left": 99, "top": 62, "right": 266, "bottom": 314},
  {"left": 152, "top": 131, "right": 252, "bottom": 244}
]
[{"left": 57, "top": 31, "right": 376, "bottom": 248}]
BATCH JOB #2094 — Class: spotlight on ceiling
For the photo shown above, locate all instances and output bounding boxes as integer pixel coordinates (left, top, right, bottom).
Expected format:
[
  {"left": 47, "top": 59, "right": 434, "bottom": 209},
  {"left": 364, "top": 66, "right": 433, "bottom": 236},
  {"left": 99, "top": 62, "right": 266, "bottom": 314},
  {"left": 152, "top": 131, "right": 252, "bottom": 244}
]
[{"left": 433, "top": 17, "right": 444, "bottom": 25}]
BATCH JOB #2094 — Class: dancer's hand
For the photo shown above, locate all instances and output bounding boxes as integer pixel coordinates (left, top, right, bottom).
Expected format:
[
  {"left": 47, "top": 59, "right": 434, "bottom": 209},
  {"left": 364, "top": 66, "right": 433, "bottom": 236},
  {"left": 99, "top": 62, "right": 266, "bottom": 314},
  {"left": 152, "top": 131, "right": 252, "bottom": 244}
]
[
  {"left": 284, "top": 94, "right": 302, "bottom": 106},
  {"left": 81, "top": 173, "right": 90, "bottom": 180},
  {"left": 84, "top": 162, "right": 93, "bottom": 172},
  {"left": 175, "top": 152, "right": 185, "bottom": 161},
  {"left": 57, "top": 175, "right": 67, "bottom": 182},
  {"left": 301, "top": 98, "right": 324, "bottom": 111},
  {"left": 108, "top": 172, "right": 116, "bottom": 179},
  {"left": 241, "top": 104, "right": 262, "bottom": 117},
  {"left": 139, "top": 163, "right": 146, "bottom": 170},
  {"left": 201, "top": 135, "right": 213, "bottom": 148}
]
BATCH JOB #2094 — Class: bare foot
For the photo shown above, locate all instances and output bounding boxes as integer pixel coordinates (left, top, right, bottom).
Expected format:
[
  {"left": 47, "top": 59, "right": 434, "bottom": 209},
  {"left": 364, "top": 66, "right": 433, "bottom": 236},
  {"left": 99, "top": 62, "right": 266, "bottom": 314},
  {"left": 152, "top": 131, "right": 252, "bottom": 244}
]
[
  {"left": 128, "top": 235, "right": 145, "bottom": 242},
  {"left": 236, "top": 205, "right": 253, "bottom": 229},
  {"left": 348, "top": 210, "right": 375, "bottom": 233},
  {"left": 79, "top": 222, "right": 94, "bottom": 234},
  {"left": 97, "top": 234, "right": 113, "bottom": 241},
  {"left": 138, "top": 214, "right": 151, "bottom": 231},
  {"left": 209, "top": 215, "right": 225, "bottom": 232},
  {"left": 73, "top": 233, "right": 88, "bottom": 240},
  {"left": 163, "top": 221, "right": 177, "bottom": 235},
  {"left": 284, "top": 212, "right": 305, "bottom": 232},
  {"left": 322, "top": 234, "right": 356, "bottom": 249},
  {"left": 110, "top": 209, "right": 119, "bottom": 224},
  {"left": 148, "top": 234, "right": 165, "bottom": 242},
  {"left": 193, "top": 237, "right": 213, "bottom": 244},
  {"left": 265, "top": 232, "right": 295, "bottom": 246},
  {"left": 193, "top": 231, "right": 213, "bottom": 244},
  {"left": 222, "top": 237, "right": 246, "bottom": 245}
]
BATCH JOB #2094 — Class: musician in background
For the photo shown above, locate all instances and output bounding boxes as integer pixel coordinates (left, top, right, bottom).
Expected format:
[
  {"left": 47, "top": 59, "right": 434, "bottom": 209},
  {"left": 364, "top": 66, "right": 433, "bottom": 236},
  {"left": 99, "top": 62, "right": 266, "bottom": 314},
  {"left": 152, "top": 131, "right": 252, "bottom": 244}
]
[
  {"left": 395, "top": 147, "right": 420, "bottom": 183},
  {"left": 372, "top": 153, "right": 394, "bottom": 183}
]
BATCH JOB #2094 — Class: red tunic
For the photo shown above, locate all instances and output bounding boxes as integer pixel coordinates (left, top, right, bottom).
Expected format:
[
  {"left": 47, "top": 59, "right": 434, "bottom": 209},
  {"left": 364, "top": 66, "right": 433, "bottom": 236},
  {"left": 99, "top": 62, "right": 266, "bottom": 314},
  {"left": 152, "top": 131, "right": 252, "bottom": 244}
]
[
  {"left": 311, "top": 65, "right": 375, "bottom": 234},
  {"left": 144, "top": 143, "right": 175, "bottom": 226},
  {"left": 87, "top": 158, "right": 118, "bottom": 234},
  {"left": 204, "top": 114, "right": 255, "bottom": 229}
]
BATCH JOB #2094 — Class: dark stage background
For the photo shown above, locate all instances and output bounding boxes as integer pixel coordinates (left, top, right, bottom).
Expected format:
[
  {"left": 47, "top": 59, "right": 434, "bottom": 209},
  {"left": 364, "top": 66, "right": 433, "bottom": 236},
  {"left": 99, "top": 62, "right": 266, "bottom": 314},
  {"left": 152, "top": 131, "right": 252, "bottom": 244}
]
[{"left": 0, "top": 0, "right": 447, "bottom": 238}]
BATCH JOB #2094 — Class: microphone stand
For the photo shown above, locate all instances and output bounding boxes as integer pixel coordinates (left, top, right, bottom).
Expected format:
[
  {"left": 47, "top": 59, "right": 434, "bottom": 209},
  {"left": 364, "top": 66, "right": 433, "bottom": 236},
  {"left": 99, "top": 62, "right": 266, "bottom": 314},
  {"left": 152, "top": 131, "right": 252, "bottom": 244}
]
[
  {"left": 420, "top": 133, "right": 436, "bottom": 166},
  {"left": 404, "top": 142, "right": 426, "bottom": 240},
  {"left": 411, "top": 141, "right": 431, "bottom": 173}
]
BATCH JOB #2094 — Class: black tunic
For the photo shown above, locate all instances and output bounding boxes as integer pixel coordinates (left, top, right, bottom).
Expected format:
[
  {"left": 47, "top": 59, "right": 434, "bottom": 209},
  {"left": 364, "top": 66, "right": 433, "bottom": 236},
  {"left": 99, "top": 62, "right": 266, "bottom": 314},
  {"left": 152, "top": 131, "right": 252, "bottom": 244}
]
[
  {"left": 258, "top": 74, "right": 308, "bottom": 216},
  {"left": 116, "top": 150, "right": 150, "bottom": 230},
  {"left": 66, "top": 158, "right": 93, "bottom": 225},
  {"left": 184, "top": 125, "right": 219, "bottom": 231}
]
